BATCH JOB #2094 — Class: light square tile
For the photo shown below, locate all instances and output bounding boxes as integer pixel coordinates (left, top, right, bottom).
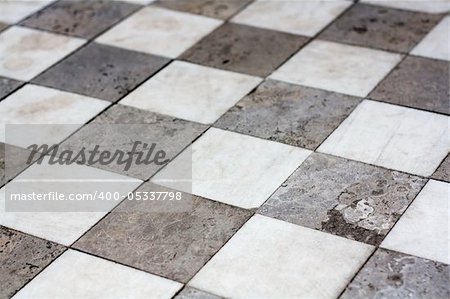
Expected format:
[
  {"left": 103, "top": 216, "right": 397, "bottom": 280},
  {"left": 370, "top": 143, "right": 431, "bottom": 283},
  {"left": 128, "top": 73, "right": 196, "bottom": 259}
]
[
  {"left": 189, "top": 214, "right": 374, "bottom": 299},
  {"left": 0, "top": 0, "right": 53, "bottom": 23},
  {"left": 120, "top": 61, "right": 262, "bottom": 124},
  {"left": 412, "top": 16, "right": 449, "bottom": 61},
  {"left": 381, "top": 180, "right": 450, "bottom": 264},
  {"left": 0, "top": 26, "right": 85, "bottom": 81},
  {"left": 152, "top": 128, "right": 311, "bottom": 209},
  {"left": 318, "top": 100, "right": 450, "bottom": 176},
  {"left": 96, "top": 6, "right": 222, "bottom": 58},
  {"left": 361, "top": 0, "right": 450, "bottom": 13},
  {"left": 13, "top": 250, "right": 182, "bottom": 299},
  {"left": 271, "top": 40, "right": 402, "bottom": 97},
  {"left": 232, "top": 0, "right": 351, "bottom": 37}
]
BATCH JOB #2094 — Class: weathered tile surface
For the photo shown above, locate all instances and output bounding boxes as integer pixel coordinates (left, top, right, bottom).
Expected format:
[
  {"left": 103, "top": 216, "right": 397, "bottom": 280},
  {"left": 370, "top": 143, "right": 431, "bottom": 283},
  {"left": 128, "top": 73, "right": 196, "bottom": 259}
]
[
  {"left": 0, "top": 22, "right": 8, "bottom": 32},
  {"left": 432, "top": 154, "right": 450, "bottom": 182},
  {"left": 215, "top": 79, "right": 361, "bottom": 150},
  {"left": 259, "top": 153, "right": 426, "bottom": 245},
  {"left": 0, "top": 76, "right": 23, "bottom": 100},
  {"left": 175, "top": 287, "right": 223, "bottom": 299},
  {"left": 361, "top": 0, "right": 450, "bottom": 14},
  {"left": 21, "top": 0, "right": 140, "bottom": 39},
  {"left": 181, "top": 23, "right": 308, "bottom": 77},
  {"left": 0, "top": 226, "right": 65, "bottom": 299},
  {"left": 320, "top": 4, "right": 443, "bottom": 52},
  {"left": 33, "top": 43, "right": 168, "bottom": 102},
  {"left": 412, "top": 16, "right": 449, "bottom": 61},
  {"left": 369, "top": 56, "right": 449, "bottom": 114},
  {"left": 0, "top": 143, "right": 35, "bottom": 187},
  {"left": 0, "top": 0, "right": 53, "bottom": 23},
  {"left": 341, "top": 248, "right": 450, "bottom": 299}
]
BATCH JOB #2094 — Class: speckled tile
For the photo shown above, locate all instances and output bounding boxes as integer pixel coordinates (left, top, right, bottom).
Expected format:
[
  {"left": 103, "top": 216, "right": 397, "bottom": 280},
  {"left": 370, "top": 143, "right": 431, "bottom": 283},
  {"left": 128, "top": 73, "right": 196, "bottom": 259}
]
[
  {"left": 189, "top": 215, "right": 374, "bottom": 299},
  {"left": 214, "top": 79, "right": 361, "bottom": 150},
  {"left": 60, "top": 104, "right": 207, "bottom": 180},
  {"left": 21, "top": 0, "right": 140, "bottom": 39},
  {"left": 0, "top": 143, "right": 36, "bottom": 187},
  {"left": 432, "top": 154, "right": 450, "bottom": 182},
  {"left": 259, "top": 153, "right": 426, "bottom": 246},
  {"left": 181, "top": 23, "right": 308, "bottom": 77},
  {"left": 369, "top": 56, "right": 449, "bottom": 114},
  {"left": 155, "top": 0, "right": 253, "bottom": 20},
  {"left": 75, "top": 183, "right": 253, "bottom": 283},
  {"left": 341, "top": 248, "right": 450, "bottom": 299},
  {"left": 14, "top": 250, "right": 182, "bottom": 299},
  {"left": 412, "top": 16, "right": 449, "bottom": 61},
  {"left": 174, "top": 287, "right": 223, "bottom": 299},
  {"left": 0, "top": 0, "right": 53, "bottom": 23},
  {"left": 320, "top": 4, "right": 443, "bottom": 52},
  {"left": 120, "top": 61, "right": 261, "bottom": 124},
  {"left": 96, "top": 6, "right": 222, "bottom": 58},
  {"left": 232, "top": 0, "right": 351, "bottom": 37},
  {"left": 0, "top": 26, "right": 85, "bottom": 81},
  {"left": 318, "top": 100, "right": 450, "bottom": 177},
  {"left": 0, "top": 226, "right": 65, "bottom": 299},
  {"left": 361, "top": 0, "right": 450, "bottom": 14},
  {"left": 0, "top": 76, "right": 23, "bottom": 101}
]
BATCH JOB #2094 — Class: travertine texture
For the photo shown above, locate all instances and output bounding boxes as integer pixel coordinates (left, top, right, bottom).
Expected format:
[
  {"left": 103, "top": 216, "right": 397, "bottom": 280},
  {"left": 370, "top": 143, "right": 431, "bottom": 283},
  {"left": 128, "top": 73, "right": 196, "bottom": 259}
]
[
  {"left": 175, "top": 287, "right": 223, "bottom": 299},
  {"left": 0, "top": 23, "right": 7, "bottom": 32},
  {"left": 432, "top": 154, "right": 450, "bottom": 182},
  {"left": 0, "top": 76, "right": 23, "bottom": 100},
  {"left": 361, "top": 0, "right": 450, "bottom": 13},
  {"left": 412, "top": 16, "right": 449, "bottom": 61},
  {"left": 0, "top": 143, "right": 36, "bottom": 187},
  {"left": 0, "top": 0, "right": 53, "bottom": 23}
]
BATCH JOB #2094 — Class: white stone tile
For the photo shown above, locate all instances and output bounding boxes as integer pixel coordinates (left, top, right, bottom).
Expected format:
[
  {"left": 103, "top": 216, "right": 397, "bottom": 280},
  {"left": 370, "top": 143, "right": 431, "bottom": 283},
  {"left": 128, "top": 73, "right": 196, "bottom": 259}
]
[
  {"left": 0, "top": 0, "right": 53, "bottom": 23},
  {"left": 0, "top": 26, "right": 85, "bottom": 81},
  {"left": 411, "top": 16, "right": 449, "bottom": 61},
  {"left": 13, "top": 250, "right": 182, "bottom": 299},
  {"left": 0, "top": 157, "right": 142, "bottom": 246},
  {"left": 152, "top": 128, "right": 311, "bottom": 209},
  {"left": 270, "top": 40, "right": 402, "bottom": 97},
  {"left": 362, "top": 0, "right": 450, "bottom": 13},
  {"left": 381, "top": 180, "right": 450, "bottom": 264},
  {"left": 120, "top": 61, "right": 261, "bottom": 124},
  {"left": 118, "top": 0, "right": 154, "bottom": 4},
  {"left": 96, "top": 6, "right": 222, "bottom": 58},
  {"left": 318, "top": 100, "right": 450, "bottom": 177},
  {"left": 0, "top": 84, "right": 109, "bottom": 145},
  {"left": 189, "top": 214, "right": 374, "bottom": 299},
  {"left": 232, "top": 0, "right": 351, "bottom": 37}
]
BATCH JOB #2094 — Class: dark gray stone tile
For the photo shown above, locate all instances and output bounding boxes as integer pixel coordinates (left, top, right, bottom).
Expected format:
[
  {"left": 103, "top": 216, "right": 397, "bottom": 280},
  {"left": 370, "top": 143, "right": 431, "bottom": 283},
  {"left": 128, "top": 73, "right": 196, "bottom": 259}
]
[
  {"left": 258, "top": 153, "right": 426, "bottom": 246},
  {"left": 59, "top": 104, "right": 207, "bottom": 180},
  {"left": 21, "top": 0, "right": 140, "bottom": 39},
  {"left": 0, "top": 226, "right": 65, "bottom": 299},
  {"left": 320, "top": 4, "right": 443, "bottom": 53},
  {"left": 214, "top": 79, "right": 361, "bottom": 150},
  {"left": 155, "top": 0, "right": 252, "bottom": 20},
  {"left": 181, "top": 23, "right": 308, "bottom": 77},
  {"left": 0, "top": 77, "right": 23, "bottom": 101},
  {"left": 369, "top": 56, "right": 449, "bottom": 115},
  {"left": 341, "top": 248, "right": 450, "bottom": 299},
  {"left": 175, "top": 287, "right": 223, "bottom": 299},
  {"left": 33, "top": 43, "right": 169, "bottom": 102},
  {"left": 74, "top": 182, "right": 253, "bottom": 283},
  {"left": 432, "top": 154, "right": 450, "bottom": 182},
  {"left": 0, "top": 143, "right": 35, "bottom": 187},
  {"left": 0, "top": 22, "right": 8, "bottom": 33}
]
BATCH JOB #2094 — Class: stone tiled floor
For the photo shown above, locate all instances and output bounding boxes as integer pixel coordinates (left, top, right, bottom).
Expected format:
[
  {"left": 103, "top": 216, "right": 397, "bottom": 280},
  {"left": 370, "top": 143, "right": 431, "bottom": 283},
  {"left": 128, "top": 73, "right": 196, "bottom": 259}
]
[{"left": 0, "top": 0, "right": 449, "bottom": 298}]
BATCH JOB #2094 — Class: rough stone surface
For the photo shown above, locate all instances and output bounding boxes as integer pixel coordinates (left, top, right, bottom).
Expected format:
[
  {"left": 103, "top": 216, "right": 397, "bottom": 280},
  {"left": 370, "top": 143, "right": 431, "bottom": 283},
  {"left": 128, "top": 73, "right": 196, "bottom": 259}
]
[
  {"left": 181, "top": 23, "right": 308, "bottom": 77},
  {"left": 215, "top": 79, "right": 361, "bottom": 150},
  {"left": 0, "top": 143, "right": 36, "bottom": 187},
  {"left": 0, "top": 22, "right": 7, "bottom": 33},
  {"left": 21, "top": 0, "right": 140, "bottom": 39},
  {"left": 155, "top": 0, "right": 252, "bottom": 20},
  {"left": 175, "top": 287, "right": 223, "bottom": 299},
  {"left": 369, "top": 56, "right": 449, "bottom": 115},
  {"left": 341, "top": 248, "right": 450, "bottom": 299},
  {"left": 0, "top": 226, "right": 65, "bottom": 299},
  {"left": 258, "top": 153, "right": 426, "bottom": 245},
  {"left": 74, "top": 182, "right": 253, "bottom": 283},
  {"left": 0, "top": 77, "right": 23, "bottom": 101},
  {"left": 432, "top": 154, "right": 450, "bottom": 182},
  {"left": 33, "top": 43, "right": 169, "bottom": 102},
  {"left": 320, "top": 4, "right": 443, "bottom": 52}
]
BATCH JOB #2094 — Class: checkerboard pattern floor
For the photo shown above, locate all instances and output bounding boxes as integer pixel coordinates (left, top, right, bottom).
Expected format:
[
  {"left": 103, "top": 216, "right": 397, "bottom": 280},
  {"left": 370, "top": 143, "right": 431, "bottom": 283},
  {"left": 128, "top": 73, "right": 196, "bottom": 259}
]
[{"left": 0, "top": 0, "right": 449, "bottom": 298}]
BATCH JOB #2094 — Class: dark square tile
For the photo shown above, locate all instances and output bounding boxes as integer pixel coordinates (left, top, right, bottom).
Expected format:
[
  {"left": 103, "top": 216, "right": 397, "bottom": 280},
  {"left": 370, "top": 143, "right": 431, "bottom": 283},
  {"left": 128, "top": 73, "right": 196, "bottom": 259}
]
[
  {"left": 0, "top": 226, "right": 65, "bottom": 299},
  {"left": 214, "top": 79, "right": 361, "bottom": 150},
  {"left": 175, "top": 287, "right": 222, "bottom": 299},
  {"left": 181, "top": 23, "right": 308, "bottom": 77},
  {"left": 0, "top": 77, "right": 23, "bottom": 101},
  {"left": 33, "top": 43, "right": 169, "bottom": 102},
  {"left": 432, "top": 154, "right": 450, "bottom": 182},
  {"left": 154, "top": 0, "right": 252, "bottom": 20},
  {"left": 341, "top": 248, "right": 450, "bottom": 298},
  {"left": 320, "top": 4, "right": 443, "bottom": 52},
  {"left": 21, "top": 0, "right": 140, "bottom": 39},
  {"left": 0, "top": 22, "right": 7, "bottom": 33},
  {"left": 0, "top": 143, "right": 36, "bottom": 187},
  {"left": 74, "top": 183, "right": 253, "bottom": 283},
  {"left": 369, "top": 56, "right": 449, "bottom": 114},
  {"left": 258, "top": 153, "right": 426, "bottom": 246}
]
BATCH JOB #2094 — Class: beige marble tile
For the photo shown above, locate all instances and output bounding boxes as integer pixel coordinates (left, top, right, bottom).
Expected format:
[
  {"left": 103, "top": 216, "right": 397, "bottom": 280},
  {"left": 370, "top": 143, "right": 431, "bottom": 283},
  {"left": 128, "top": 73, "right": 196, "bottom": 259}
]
[
  {"left": 412, "top": 16, "right": 449, "bottom": 61},
  {"left": 0, "top": 0, "right": 53, "bottom": 23},
  {"left": 362, "top": 0, "right": 450, "bottom": 13}
]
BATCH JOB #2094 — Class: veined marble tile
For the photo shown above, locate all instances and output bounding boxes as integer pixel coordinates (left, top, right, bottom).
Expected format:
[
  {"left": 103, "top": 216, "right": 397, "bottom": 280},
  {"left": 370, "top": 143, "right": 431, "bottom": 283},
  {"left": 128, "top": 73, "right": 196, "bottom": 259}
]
[
  {"left": 381, "top": 180, "right": 450, "bottom": 264},
  {"left": 270, "top": 40, "right": 402, "bottom": 97},
  {"left": 152, "top": 128, "right": 311, "bottom": 209},
  {"left": 232, "top": 0, "right": 351, "bottom": 37},
  {"left": 0, "top": 0, "right": 53, "bottom": 23},
  {"left": 189, "top": 215, "right": 374, "bottom": 299},
  {"left": 13, "top": 250, "right": 182, "bottom": 299},
  {"left": 120, "top": 61, "right": 262, "bottom": 124},
  {"left": 96, "top": 6, "right": 222, "bottom": 58},
  {"left": 0, "top": 26, "right": 85, "bottom": 81},
  {"left": 412, "top": 16, "right": 450, "bottom": 61},
  {"left": 361, "top": 0, "right": 450, "bottom": 13},
  {"left": 318, "top": 100, "right": 450, "bottom": 176}
]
